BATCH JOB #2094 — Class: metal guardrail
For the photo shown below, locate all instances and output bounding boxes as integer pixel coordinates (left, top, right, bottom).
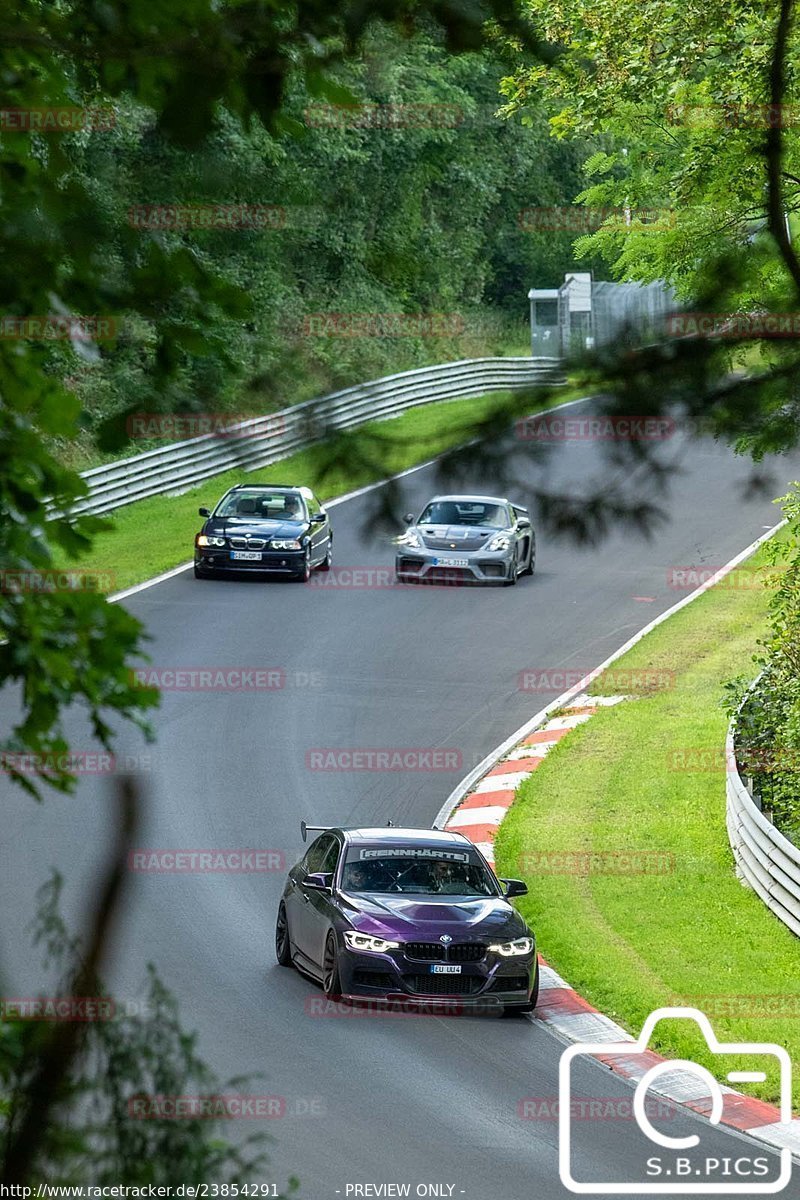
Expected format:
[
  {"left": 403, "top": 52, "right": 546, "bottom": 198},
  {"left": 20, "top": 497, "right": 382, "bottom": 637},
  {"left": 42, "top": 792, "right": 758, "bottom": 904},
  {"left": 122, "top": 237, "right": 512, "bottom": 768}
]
[
  {"left": 726, "top": 682, "right": 800, "bottom": 938},
  {"left": 74, "top": 356, "right": 564, "bottom": 516}
]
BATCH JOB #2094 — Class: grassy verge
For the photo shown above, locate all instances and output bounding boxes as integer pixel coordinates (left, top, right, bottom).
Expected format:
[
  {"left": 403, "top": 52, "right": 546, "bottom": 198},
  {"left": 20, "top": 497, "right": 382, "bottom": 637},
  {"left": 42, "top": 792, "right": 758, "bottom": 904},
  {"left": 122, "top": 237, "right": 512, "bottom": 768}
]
[
  {"left": 494, "top": 539, "right": 800, "bottom": 1107},
  {"left": 61, "top": 384, "right": 578, "bottom": 594}
]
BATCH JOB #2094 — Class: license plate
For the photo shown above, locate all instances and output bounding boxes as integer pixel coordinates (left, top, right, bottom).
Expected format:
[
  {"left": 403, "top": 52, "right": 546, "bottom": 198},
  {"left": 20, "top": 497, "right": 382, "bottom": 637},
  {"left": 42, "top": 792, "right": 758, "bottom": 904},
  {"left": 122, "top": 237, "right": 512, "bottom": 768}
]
[
  {"left": 431, "top": 558, "right": 469, "bottom": 568},
  {"left": 431, "top": 964, "right": 462, "bottom": 974},
  {"left": 230, "top": 551, "right": 262, "bottom": 561}
]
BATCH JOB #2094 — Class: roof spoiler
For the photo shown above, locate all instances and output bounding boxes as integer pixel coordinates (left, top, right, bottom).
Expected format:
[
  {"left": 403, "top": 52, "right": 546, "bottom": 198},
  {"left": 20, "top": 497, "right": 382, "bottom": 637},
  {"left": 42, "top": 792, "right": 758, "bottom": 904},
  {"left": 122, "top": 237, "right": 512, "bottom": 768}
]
[
  {"left": 300, "top": 821, "right": 328, "bottom": 842},
  {"left": 300, "top": 819, "right": 396, "bottom": 842}
]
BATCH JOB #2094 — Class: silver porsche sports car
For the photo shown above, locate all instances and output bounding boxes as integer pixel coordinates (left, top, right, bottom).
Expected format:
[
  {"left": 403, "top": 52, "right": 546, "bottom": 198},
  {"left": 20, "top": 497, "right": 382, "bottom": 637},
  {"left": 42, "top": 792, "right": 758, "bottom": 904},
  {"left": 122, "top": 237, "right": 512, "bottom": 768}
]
[{"left": 394, "top": 494, "right": 536, "bottom": 586}]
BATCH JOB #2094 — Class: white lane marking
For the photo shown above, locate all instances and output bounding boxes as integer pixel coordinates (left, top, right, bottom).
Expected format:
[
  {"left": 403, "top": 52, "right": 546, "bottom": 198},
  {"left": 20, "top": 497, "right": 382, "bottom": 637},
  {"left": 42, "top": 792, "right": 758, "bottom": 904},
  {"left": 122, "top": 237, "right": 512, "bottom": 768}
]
[
  {"left": 543, "top": 712, "right": 593, "bottom": 730},
  {"left": 473, "top": 770, "right": 533, "bottom": 792},
  {"left": 568, "top": 693, "right": 629, "bottom": 708},
  {"left": 504, "top": 742, "right": 553, "bottom": 760},
  {"left": 538, "top": 964, "right": 571, "bottom": 991},
  {"left": 104, "top": 391, "right": 595, "bottom": 605},
  {"left": 446, "top": 805, "right": 509, "bottom": 827},
  {"left": 752, "top": 1121, "right": 800, "bottom": 1153},
  {"left": 433, "top": 517, "right": 786, "bottom": 829}
]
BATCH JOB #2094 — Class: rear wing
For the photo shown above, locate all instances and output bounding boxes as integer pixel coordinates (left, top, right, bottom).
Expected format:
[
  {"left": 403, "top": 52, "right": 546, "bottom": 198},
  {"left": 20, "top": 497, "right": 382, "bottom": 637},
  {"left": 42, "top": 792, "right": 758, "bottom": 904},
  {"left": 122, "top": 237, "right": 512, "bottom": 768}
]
[{"left": 300, "top": 819, "right": 396, "bottom": 842}]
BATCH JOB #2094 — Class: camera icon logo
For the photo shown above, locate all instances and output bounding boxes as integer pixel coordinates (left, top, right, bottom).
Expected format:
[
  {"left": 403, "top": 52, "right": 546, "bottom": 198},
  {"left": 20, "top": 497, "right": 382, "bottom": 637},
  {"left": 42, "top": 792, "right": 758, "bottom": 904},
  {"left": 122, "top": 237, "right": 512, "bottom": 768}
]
[{"left": 559, "top": 1006, "right": 793, "bottom": 1194}]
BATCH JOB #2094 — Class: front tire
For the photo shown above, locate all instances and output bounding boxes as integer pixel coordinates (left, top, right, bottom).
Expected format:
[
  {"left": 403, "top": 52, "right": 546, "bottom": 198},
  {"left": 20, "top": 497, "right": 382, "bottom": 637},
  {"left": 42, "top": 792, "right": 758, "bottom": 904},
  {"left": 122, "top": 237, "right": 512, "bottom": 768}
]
[
  {"left": 503, "top": 961, "right": 539, "bottom": 1015},
  {"left": 521, "top": 540, "right": 536, "bottom": 576},
  {"left": 318, "top": 540, "right": 333, "bottom": 572},
  {"left": 294, "top": 552, "right": 312, "bottom": 583},
  {"left": 322, "top": 931, "right": 342, "bottom": 998},
  {"left": 275, "top": 902, "right": 293, "bottom": 966},
  {"left": 502, "top": 552, "right": 519, "bottom": 587}
]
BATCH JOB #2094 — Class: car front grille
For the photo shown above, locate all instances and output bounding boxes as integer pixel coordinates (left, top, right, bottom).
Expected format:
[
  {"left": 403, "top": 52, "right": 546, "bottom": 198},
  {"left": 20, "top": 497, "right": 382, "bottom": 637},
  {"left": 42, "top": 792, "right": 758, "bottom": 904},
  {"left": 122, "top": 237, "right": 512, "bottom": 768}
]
[
  {"left": 230, "top": 537, "right": 266, "bottom": 549},
  {"left": 448, "top": 943, "right": 487, "bottom": 963},
  {"left": 402, "top": 942, "right": 487, "bottom": 963},
  {"left": 397, "top": 557, "right": 424, "bottom": 573},
  {"left": 404, "top": 942, "right": 445, "bottom": 961},
  {"left": 404, "top": 974, "right": 485, "bottom": 996}
]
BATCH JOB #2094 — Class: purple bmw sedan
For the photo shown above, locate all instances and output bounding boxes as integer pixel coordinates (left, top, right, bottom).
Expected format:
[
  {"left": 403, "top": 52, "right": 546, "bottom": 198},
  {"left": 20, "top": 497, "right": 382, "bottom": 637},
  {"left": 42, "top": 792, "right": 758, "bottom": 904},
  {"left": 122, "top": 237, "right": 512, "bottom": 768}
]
[{"left": 276, "top": 824, "right": 538, "bottom": 1014}]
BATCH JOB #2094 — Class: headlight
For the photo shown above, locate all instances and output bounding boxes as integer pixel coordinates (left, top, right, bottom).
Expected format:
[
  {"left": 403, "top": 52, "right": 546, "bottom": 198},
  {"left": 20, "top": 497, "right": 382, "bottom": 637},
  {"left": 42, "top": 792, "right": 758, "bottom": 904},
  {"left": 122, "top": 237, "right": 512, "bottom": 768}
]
[
  {"left": 343, "top": 931, "right": 400, "bottom": 953},
  {"left": 397, "top": 529, "right": 422, "bottom": 549},
  {"left": 270, "top": 539, "right": 303, "bottom": 550},
  {"left": 486, "top": 533, "right": 511, "bottom": 552},
  {"left": 196, "top": 535, "right": 226, "bottom": 547},
  {"left": 488, "top": 936, "right": 534, "bottom": 957}
]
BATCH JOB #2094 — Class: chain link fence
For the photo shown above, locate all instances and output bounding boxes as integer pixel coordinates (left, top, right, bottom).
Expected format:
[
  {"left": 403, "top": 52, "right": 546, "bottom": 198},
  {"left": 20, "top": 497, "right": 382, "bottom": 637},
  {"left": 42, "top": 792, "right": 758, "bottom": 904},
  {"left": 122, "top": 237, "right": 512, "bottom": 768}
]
[{"left": 529, "top": 274, "right": 677, "bottom": 357}]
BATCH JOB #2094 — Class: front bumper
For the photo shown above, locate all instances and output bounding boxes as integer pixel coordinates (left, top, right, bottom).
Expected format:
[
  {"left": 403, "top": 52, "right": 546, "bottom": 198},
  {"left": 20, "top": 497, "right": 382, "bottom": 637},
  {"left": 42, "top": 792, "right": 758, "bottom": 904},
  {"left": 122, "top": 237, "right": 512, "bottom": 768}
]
[
  {"left": 195, "top": 548, "right": 307, "bottom": 576},
  {"left": 337, "top": 941, "right": 536, "bottom": 1008},
  {"left": 395, "top": 548, "right": 513, "bottom": 585}
]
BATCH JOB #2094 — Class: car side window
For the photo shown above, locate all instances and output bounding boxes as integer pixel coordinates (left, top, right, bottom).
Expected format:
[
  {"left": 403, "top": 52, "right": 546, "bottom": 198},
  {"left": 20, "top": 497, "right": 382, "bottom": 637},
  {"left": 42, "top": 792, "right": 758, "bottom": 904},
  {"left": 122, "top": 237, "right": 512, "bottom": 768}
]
[
  {"left": 304, "top": 834, "right": 334, "bottom": 874},
  {"left": 306, "top": 492, "right": 323, "bottom": 518},
  {"left": 512, "top": 506, "right": 528, "bottom": 525},
  {"left": 319, "top": 837, "right": 341, "bottom": 877}
]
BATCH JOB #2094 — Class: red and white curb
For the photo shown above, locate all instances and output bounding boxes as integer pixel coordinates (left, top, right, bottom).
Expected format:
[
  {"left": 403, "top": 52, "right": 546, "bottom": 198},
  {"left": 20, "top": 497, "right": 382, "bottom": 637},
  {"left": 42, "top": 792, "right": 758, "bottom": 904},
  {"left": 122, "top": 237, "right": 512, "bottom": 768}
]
[{"left": 438, "top": 691, "right": 800, "bottom": 1161}]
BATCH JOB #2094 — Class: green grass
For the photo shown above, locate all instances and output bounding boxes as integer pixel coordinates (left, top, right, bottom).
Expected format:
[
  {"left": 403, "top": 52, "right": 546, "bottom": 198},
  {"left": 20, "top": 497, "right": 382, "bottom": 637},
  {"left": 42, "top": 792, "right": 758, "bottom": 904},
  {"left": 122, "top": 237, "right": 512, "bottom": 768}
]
[
  {"left": 60, "top": 385, "right": 578, "bottom": 594},
  {"left": 495, "top": 538, "right": 800, "bottom": 1107}
]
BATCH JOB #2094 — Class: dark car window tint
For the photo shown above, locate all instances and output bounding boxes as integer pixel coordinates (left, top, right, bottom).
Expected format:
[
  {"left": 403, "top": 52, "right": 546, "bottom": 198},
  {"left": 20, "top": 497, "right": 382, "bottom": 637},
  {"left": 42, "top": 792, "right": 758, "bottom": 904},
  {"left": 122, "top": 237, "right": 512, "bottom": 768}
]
[
  {"left": 318, "top": 838, "right": 340, "bottom": 876},
  {"left": 304, "top": 834, "right": 334, "bottom": 874}
]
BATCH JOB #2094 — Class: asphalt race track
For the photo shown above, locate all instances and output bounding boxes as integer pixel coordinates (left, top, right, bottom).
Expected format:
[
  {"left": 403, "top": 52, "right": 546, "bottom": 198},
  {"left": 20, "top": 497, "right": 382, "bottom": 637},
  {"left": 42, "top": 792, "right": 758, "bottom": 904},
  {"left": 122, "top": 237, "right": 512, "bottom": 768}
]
[{"left": 3, "top": 406, "right": 800, "bottom": 1199}]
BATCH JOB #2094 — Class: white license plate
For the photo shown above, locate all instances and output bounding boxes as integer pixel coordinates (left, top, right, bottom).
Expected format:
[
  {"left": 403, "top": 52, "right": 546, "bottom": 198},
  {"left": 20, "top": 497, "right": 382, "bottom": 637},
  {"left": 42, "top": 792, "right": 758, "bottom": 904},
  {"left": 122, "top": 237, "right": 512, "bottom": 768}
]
[
  {"left": 230, "top": 551, "right": 262, "bottom": 561},
  {"left": 431, "top": 964, "right": 462, "bottom": 974},
  {"left": 431, "top": 558, "right": 469, "bottom": 568}
]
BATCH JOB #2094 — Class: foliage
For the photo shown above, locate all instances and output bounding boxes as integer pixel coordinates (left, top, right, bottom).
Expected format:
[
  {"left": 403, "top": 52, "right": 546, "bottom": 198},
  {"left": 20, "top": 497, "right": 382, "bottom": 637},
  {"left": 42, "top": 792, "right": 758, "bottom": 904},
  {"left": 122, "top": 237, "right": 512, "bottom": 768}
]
[{"left": 0, "top": 873, "right": 281, "bottom": 1188}]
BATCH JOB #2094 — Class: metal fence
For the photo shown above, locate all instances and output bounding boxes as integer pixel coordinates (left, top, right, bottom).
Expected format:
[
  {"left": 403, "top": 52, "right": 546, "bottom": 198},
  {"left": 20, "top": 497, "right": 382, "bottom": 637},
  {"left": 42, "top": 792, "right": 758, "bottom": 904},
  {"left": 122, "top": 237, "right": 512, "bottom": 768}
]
[
  {"left": 529, "top": 274, "right": 676, "bottom": 357},
  {"left": 74, "top": 357, "right": 564, "bottom": 517},
  {"left": 726, "top": 688, "right": 800, "bottom": 938}
]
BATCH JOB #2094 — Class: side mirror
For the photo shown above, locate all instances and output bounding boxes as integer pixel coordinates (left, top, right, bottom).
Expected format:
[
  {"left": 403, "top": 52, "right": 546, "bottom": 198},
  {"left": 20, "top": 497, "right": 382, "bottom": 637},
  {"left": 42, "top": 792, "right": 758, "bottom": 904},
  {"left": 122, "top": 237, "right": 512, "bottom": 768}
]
[
  {"left": 310, "top": 511, "right": 326, "bottom": 524},
  {"left": 198, "top": 507, "right": 211, "bottom": 518},
  {"left": 403, "top": 513, "right": 415, "bottom": 524},
  {"left": 501, "top": 878, "right": 528, "bottom": 898},
  {"left": 303, "top": 872, "right": 333, "bottom": 892}
]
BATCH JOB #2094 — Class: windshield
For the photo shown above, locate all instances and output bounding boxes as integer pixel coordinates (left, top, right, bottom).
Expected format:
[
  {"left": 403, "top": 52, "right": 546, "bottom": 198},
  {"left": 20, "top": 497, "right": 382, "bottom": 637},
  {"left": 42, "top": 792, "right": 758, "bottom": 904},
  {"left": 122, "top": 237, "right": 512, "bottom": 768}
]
[
  {"left": 215, "top": 490, "right": 306, "bottom": 521},
  {"left": 341, "top": 847, "right": 498, "bottom": 895},
  {"left": 417, "top": 500, "right": 509, "bottom": 529}
]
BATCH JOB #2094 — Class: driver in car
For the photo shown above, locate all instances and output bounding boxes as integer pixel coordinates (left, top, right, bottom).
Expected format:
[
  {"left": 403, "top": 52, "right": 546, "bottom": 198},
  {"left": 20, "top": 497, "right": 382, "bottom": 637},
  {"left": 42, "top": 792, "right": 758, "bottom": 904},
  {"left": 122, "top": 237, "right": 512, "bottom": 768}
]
[{"left": 431, "top": 859, "right": 467, "bottom": 894}]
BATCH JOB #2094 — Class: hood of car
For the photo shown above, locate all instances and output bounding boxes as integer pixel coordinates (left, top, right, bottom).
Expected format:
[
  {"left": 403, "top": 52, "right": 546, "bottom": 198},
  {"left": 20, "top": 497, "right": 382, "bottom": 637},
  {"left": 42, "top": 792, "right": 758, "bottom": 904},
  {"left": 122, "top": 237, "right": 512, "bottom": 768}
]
[
  {"left": 417, "top": 524, "right": 498, "bottom": 552},
  {"left": 204, "top": 518, "right": 308, "bottom": 540},
  {"left": 344, "top": 894, "right": 528, "bottom": 941}
]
